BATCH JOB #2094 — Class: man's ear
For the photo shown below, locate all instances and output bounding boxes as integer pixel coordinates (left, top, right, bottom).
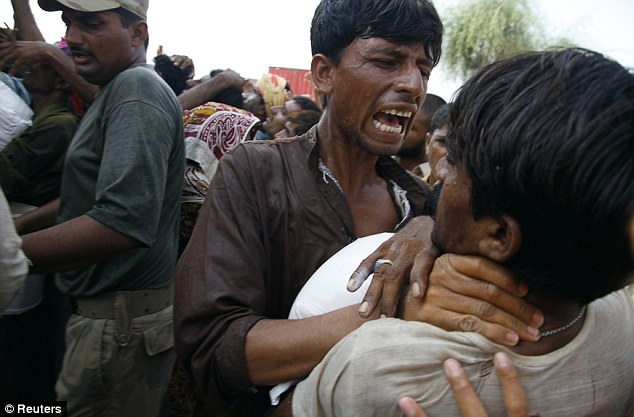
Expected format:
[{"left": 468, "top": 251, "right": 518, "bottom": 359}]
[
  {"left": 477, "top": 214, "right": 521, "bottom": 262},
  {"left": 129, "top": 21, "right": 148, "bottom": 48},
  {"left": 311, "top": 53, "right": 335, "bottom": 95},
  {"left": 424, "top": 131, "right": 432, "bottom": 154}
]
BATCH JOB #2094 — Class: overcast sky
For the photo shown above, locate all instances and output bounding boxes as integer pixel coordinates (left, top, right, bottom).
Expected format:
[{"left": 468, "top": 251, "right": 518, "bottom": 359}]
[{"left": 2, "top": 0, "right": 633, "bottom": 101}]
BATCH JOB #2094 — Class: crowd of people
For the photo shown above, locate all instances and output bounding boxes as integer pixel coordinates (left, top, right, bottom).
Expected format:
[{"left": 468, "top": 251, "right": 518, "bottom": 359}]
[{"left": 0, "top": 0, "right": 632, "bottom": 417}]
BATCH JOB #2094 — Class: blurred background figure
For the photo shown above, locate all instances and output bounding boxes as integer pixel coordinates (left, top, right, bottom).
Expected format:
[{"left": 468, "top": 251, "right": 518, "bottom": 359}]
[
  {"left": 274, "top": 109, "right": 322, "bottom": 138},
  {"left": 179, "top": 102, "right": 261, "bottom": 255},
  {"left": 422, "top": 103, "right": 449, "bottom": 186},
  {"left": 254, "top": 73, "right": 290, "bottom": 140},
  {"left": 395, "top": 93, "right": 446, "bottom": 176},
  {"left": 264, "top": 95, "right": 321, "bottom": 139},
  {"left": 0, "top": 22, "right": 82, "bottom": 403}
]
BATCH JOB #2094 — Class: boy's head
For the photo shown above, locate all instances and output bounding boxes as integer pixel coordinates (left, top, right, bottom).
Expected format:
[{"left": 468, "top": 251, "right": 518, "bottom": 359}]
[
  {"left": 433, "top": 48, "right": 634, "bottom": 303},
  {"left": 309, "top": 0, "right": 443, "bottom": 156}
]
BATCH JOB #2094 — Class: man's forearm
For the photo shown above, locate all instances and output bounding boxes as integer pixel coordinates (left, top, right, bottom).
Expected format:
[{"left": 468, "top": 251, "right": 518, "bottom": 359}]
[
  {"left": 14, "top": 197, "right": 60, "bottom": 235},
  {"left": 21, "top": 214, "right": 139, "bottom": 274},
  {"left": 11, "top": 0, "right": 45, "bottom": 41},
  {"left": 44, "top": 46, "right": 98, "bottom": 103},
  {"left": 245, "top": 304, "right": 375, "bottom": 386}
]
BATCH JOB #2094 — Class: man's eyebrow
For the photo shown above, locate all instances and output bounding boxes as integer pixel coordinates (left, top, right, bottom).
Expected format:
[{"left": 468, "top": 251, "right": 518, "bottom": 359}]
[{"left": 367, "top": 47, "right": 432, "bottom": 66}]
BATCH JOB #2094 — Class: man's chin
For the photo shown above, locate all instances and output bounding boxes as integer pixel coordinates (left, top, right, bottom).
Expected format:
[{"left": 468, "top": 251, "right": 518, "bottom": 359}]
[{"left": 430, "top": 229, "right": 447, "bottom": 254}]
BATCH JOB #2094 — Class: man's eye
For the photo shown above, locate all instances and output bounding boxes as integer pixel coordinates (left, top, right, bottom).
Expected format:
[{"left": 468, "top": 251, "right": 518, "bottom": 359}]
[{"left": 376, "top": 59, "right": 396, "bottom": 68}]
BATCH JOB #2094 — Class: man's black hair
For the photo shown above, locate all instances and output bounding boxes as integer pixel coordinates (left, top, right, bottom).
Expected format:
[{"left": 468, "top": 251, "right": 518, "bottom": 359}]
[
  {"left": 310, "top": 0, "right": 443, "bottom": 65},
  {"left": 293, "top": 95, "right": 322, "bottom": 113},
  {"left": 420, "top": 93, "right": 446, "bottom": 118},
  {"left": 153, "top": 54, "right": 189, "bottom": 96},
  {"left": 429, "top": 103, "right": 448, "bottom": 133},
  {"left": 208, "top": 70, "right": 245, "bottom": 109},
  {"left": 448, "top": 48, "right": 634, "bottom": 303}
]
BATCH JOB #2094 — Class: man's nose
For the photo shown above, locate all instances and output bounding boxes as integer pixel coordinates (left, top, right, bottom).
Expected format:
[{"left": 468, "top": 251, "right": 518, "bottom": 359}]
[{"left": 395, "top": 65, "right": 426, "bottom": 100}]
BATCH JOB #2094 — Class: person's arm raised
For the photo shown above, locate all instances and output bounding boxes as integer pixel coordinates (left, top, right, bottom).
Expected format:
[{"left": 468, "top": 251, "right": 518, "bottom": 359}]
[
  {"left": 10, "top": 0, "right": 45, "bottom": 42},
  {"left": 0, "top": 40, "right": 98, "bottom": 104},
  {"left": 178, "top": 69, "right": 244, "bottom": 110}
]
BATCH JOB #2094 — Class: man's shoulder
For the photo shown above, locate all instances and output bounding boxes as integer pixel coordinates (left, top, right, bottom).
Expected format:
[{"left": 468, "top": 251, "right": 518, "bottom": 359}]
[
  {"left": 230, "top": 134, "right": 312, "bottom": 161},
  {"left": 113, "top": 64, "right": 160, "bottom": 84},
  {"left": 105, "top": 65, "right": 175, "bottom": 101}
]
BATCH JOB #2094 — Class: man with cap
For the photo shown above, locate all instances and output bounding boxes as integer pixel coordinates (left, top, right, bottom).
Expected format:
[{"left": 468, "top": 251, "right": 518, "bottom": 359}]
[{"left": 15, "top": 1, "right": 184, "bottom": 415}]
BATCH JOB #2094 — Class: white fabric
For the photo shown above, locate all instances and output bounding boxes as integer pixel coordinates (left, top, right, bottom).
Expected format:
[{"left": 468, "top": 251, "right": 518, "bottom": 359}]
[
  {"left": 269, "top": 232, "right": 394, "bottom": 405},
  {"left": 289, "top": 232, "right": 394, "bottom": 318},
  {"left": 2, "top": 203, "right": 44, "bottom": 315},
  {"left": 0, "top": 188, "right": 28, "bottom": 316},
  {"left": 0, "top": 82, "right": 33, "bottom": 151}
]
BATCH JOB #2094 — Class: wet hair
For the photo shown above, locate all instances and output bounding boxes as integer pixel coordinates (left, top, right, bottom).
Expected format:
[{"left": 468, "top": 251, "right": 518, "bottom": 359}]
[
  {"left": 153, "top": 54, "right": 189, "bottom": 95},
  {"left": 292, "top": 95, "right": 322, "bottom": 113},
  {"left": 429, "top": 103, "right": 448, "bottom": 132},
  {"left": 310, "top": 0, "right": 443, "bottom": 65},
  {"left": 448, "top": 48, "right": 634, "bottom": 303}
]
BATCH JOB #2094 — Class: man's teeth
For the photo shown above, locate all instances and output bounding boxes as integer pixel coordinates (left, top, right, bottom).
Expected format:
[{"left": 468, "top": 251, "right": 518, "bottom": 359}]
[
  {"left": 373, "top": 119, "right": 403, "bottom": 134},
  {"left": 382, "top": 109, "right": 412, "bottom": 118},
  {"left": 373, "top": 109, "right": 412, "bottom": 134}
]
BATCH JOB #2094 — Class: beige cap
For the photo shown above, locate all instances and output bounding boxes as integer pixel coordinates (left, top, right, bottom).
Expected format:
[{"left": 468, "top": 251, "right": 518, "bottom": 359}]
[{"left": 39, "top": 0, "right": 148, "bottom": 20}]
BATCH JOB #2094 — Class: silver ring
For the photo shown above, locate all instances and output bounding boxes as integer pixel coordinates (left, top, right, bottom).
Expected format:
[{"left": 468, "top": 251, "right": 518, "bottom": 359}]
[{"left": 374, "top": 258, "right": 394, "bottom": 270}]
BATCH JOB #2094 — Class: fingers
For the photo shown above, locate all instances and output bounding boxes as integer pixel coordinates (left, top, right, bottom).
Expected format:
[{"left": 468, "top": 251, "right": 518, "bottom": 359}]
[
  {"left": 347, "top": 252, "right": 377, "bottom": 292},
  {"left": 359, "top": 238, "right": 423, "bottom": 318},
  {"left": 413, "top": 302, "right": 524, "bottom": 345},
  {"left": 398, "top": 397, "right": 429, "bottom": 417},
  {"left": 351, "top": 239, "right": 405, "bottom": 318},
  {"left": 429, "top": 255, "right": 543, "bottom": 342},
  {"left": 493, "top": 352, "right": 529, "bottom": 417},
  {"left": 443, "top": 358, "right": 489, "bottom": 417},
  {"left": 444, "top": 255, "right": 529, "bottom": 297},
  {"left": 409, "top": 245, "right": 438, "bottom": 298},
  {"left": 170, "top": 55, "right": 195, "bottom": 78}
]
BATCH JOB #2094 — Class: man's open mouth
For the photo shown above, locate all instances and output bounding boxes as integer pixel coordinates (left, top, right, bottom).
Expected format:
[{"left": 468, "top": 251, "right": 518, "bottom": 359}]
[{"left": 373, "top": 109, "right": 412, "bottom": 134}]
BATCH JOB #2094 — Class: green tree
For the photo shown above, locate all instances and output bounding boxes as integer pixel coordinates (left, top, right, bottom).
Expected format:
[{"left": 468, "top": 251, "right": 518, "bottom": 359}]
[{"left": 443, "top": 0, "right": 552, "bottom": 80}]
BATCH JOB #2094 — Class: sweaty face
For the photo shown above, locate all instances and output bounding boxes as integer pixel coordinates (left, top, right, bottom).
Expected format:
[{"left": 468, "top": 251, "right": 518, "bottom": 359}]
[
  {"left": 431, "top": 161, "right": 482, "bottom": 255},
  {"left": 62, "top": 10, "right": 139, "bottom": 86},
  {"left": 329, "top": 37, "right": 431, "bottom": 156}
]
